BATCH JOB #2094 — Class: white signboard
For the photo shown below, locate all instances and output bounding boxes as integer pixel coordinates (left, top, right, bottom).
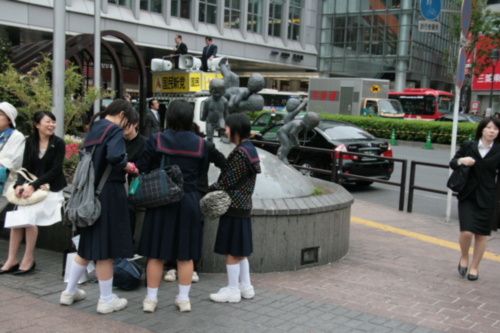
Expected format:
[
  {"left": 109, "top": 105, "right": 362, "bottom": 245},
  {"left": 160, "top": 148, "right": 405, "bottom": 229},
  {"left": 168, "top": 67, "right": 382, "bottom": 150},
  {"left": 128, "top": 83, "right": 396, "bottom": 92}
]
[{"left": 418, "top": 20, "right": 441, "bottom": 33}]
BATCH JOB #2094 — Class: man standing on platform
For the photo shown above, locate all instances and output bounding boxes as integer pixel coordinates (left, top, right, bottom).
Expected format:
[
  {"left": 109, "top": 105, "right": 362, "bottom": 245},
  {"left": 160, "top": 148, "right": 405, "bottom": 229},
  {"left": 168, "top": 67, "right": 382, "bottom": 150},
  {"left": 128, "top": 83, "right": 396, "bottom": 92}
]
[
  {"left": 170, "top": 34, "right": 188, "bottom": 69},
  {"left": 201, "top": 37, "right": 217, "bottom": 71}
]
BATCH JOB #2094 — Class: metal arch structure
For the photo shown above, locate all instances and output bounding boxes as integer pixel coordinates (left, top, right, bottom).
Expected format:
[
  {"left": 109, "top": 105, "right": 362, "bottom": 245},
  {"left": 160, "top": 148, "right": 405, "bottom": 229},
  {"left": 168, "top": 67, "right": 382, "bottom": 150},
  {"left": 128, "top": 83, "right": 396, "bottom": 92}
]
[
  {"left": 100, "top": 30, "right": 147, "bottom": 134},
  {"left": 10, "top": 30, "right": 147, "bottom": 131}
]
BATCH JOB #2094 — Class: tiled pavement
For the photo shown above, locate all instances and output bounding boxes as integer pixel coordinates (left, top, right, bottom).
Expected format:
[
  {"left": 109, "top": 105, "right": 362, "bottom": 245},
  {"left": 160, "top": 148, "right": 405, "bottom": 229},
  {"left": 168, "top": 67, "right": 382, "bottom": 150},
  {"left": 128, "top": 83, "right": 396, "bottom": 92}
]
[{"left": 1, "top": 199, "right": 500, "bottom": 332}]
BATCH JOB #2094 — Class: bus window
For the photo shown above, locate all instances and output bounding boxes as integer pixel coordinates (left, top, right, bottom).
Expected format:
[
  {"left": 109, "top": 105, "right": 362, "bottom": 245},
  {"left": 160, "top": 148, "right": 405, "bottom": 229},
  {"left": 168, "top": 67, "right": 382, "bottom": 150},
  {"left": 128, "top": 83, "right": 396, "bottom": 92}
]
[
  {"left": 438, "top": 96, "right": 454, "bottom": 113},
  {"left": 398, "top": 96, "right": 435, "bottom": 115}
]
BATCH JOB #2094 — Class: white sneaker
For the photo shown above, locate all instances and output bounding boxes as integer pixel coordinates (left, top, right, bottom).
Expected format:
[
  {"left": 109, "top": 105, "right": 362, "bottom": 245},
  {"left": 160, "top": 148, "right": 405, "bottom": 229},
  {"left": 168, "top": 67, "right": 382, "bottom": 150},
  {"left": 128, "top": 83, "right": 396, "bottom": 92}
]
[
  {"left": 60, "top": 288, "right": 86, "bottom": 305},
  {"left": 97, "top": 294, "right": 128, "bottom": 314},
  {"left": 192, "top": 271, "right": 199, "bottom": 283},
  {"left": 174, "top": 296, "right": 191, "bottom": 312},
  {"left": 210, "top": 287, "right": 241, "bottom": 303},
  {"left": 164, "top": 269, "right": 177, "bottom": 282},
  {"left": 143, "top": 298, "right": 157, "bottom": 313},
  {"left": 239, "top": 284, "right": 255, "bottom": 299}
]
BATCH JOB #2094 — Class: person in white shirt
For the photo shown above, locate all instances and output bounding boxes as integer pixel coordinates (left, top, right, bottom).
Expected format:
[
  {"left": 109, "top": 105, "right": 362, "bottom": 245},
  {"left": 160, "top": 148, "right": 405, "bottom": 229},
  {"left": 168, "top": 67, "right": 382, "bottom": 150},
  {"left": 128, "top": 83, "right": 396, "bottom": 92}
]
[{"left": 0, "top": 102, "right": 27, "bottom": 274}]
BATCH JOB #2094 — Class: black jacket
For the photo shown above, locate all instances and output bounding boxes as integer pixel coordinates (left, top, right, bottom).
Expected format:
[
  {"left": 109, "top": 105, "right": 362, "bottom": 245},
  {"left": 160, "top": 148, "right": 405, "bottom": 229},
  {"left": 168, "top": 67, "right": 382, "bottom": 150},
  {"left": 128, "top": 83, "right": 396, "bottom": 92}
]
[
  {"left": 450, "top": 140, "right": 500, "bottom": 208},
  {"left": 174, "top": 42, "right": 188, "bottom": 56},
  {"left": 16, "top": 135, "right": 67, "bottom": 192},
  {"left": 143, "top": 110, "right": 161, "bottom": 138},
  {"left": 201, "top": 44, "right": 218, "bottom": 71}
]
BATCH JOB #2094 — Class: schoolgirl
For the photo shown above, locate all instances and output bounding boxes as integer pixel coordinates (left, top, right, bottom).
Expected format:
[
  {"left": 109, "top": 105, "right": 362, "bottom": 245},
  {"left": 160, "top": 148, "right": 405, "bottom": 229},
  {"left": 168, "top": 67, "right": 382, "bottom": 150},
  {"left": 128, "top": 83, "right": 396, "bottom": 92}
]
[
  {"left": 208, "top": 113, "right": 261, "bottom": 303},
  {"left": 60, "top": 99, "right": 139, "bottom": 314}
]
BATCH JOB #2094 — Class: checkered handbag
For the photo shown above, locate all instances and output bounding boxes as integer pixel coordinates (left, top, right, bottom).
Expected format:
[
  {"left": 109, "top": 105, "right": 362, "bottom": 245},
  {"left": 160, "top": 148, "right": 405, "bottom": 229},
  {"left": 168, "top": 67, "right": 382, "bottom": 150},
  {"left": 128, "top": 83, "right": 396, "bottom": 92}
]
[{"left": 128, "top": 155, "right": 184, "bottom": 208}]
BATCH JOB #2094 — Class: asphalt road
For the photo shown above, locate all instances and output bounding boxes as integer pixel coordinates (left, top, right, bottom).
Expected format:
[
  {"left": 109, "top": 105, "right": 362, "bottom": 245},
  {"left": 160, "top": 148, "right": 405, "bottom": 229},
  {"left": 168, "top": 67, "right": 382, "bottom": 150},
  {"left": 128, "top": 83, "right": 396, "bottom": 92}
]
[{"left": 344, "top": 144, "right": 460, "bottom": 221}]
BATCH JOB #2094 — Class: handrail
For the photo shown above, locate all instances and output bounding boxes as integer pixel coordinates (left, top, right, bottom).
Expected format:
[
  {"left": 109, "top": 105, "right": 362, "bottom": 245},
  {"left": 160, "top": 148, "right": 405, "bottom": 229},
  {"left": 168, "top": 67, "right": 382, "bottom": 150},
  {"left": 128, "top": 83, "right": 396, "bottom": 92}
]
[
  {"left": 250, "top": 139, "right": 407, "bottom": 211},
  {"left": 407, "top": 161, "right": 457, "bottom": 213}
]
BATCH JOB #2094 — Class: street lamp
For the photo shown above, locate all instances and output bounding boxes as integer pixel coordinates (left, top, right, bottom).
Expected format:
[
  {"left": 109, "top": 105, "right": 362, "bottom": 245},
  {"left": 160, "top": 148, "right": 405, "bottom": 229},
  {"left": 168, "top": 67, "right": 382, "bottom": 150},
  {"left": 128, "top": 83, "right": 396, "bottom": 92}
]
[{"left": 489, "top": 48, "right": 499, "bottom": 111}]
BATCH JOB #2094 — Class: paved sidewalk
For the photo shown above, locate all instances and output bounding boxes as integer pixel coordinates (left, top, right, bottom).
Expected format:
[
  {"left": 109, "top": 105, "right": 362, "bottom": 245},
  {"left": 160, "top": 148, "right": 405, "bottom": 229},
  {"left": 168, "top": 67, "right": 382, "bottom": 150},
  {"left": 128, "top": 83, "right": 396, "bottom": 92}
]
[{"left": 1, "top": 199, "right": 499, "bottom": 332}]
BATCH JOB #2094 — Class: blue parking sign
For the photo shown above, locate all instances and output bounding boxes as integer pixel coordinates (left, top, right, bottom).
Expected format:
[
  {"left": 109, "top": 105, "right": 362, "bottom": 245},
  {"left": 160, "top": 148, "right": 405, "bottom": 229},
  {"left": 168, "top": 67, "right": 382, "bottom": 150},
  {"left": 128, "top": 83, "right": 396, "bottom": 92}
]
[{"left": 420, "top": 0, "right": 442, "bottom": 21}]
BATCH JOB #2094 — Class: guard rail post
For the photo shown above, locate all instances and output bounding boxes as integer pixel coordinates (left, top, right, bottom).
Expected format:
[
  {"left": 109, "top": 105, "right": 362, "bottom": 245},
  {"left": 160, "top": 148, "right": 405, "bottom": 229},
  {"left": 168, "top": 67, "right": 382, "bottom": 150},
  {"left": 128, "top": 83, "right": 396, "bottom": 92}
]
[
  {"left": 407, "top": 161, "right": 417, "bottom": 213},
  {"left": 399, "top": 159, "right": 407, "bottom": 211}
]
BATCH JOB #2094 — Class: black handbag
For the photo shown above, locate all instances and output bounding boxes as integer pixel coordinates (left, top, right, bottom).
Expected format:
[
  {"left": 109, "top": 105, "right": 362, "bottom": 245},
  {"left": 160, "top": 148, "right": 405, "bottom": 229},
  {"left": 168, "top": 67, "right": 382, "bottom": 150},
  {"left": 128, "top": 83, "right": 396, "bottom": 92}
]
[
  {"left": 113, "top": 258, "right": 142, "bottom": 291},
  {"left": 447, "top": 144, "right": 473, "bottom": 193},
  {"left": 128, "top": 155, "right": 184, "bottom": 208}
]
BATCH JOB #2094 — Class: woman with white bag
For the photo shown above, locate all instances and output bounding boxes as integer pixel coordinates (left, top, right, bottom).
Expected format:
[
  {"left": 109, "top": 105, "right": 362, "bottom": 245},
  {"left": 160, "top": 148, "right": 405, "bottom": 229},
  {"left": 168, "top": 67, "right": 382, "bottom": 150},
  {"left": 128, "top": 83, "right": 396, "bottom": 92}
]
[
  {"left": 0, "top": 102, "right": 26, "bottom": 274},
  {"left": 1, "top": 111, "right": 66, "bottom": 275}
]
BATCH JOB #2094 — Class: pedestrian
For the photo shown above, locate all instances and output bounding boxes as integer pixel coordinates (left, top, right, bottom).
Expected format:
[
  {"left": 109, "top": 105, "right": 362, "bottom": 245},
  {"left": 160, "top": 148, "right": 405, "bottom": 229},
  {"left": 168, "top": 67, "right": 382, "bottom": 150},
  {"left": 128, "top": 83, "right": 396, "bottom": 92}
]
[
  {"left": 451, "top": 116, "right": 500, "bottom": 281},
  {"left": 170, "top": 34, "right": 188, "bottom": 69},
  {"left": 208, "top": 113, "right": 261, "bottom": 303},
  {"left": 123, "top": 118, "right": 147, "bottom": 242},
  {"left": 143, "top": 99, "right": 161, "bottom": 138},
  {"left": 136, "top": 100, "right": 209, "bottom": 313},
  {"left": 201, "top": 37, "right": 217, "bottom": 71},
  {"left": 163, "top": 122, "right": 226, "bottom": 284},
  {"left": 0, "top": 102, "right": 27, "bottom": 274},
  {"left": 60, "top": 99, "right": 139, "bottom": 314}
]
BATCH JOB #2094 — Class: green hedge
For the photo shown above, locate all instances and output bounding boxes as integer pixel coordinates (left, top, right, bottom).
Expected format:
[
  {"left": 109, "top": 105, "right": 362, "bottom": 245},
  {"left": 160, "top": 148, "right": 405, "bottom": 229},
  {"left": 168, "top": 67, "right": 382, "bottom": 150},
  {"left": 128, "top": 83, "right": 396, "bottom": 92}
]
[
  {"left": 319, "top": 114, "right": 477, "bottom": 144},
  {"left": 246, "top": 111, "right": 477, "bottom": 145}
]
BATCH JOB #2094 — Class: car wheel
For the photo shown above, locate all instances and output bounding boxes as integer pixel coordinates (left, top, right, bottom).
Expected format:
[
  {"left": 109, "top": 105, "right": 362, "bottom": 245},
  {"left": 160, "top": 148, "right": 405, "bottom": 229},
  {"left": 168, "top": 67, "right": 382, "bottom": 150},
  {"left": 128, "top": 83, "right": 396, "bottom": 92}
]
[
  {"left": 355, "top": 181, "right": 374, "bottom": 186},
  {"left": 299, "top": 160, "right": 316, "bottom": 177}
]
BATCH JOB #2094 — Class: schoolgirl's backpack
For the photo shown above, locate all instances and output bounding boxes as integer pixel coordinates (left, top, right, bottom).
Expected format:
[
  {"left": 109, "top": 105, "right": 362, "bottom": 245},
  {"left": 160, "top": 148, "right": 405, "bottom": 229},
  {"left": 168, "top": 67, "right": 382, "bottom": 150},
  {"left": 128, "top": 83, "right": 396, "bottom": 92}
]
[{"left": 65, "top": 146, "right": 111, "bottom": 231}]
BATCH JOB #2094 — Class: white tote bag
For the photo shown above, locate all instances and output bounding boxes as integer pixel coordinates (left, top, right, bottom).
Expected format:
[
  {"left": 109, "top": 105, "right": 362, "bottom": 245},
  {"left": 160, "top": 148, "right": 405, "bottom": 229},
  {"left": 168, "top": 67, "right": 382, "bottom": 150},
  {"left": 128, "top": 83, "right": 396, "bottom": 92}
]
[{"left": 4, "top": 206, "right": 36, "bottom": 229}]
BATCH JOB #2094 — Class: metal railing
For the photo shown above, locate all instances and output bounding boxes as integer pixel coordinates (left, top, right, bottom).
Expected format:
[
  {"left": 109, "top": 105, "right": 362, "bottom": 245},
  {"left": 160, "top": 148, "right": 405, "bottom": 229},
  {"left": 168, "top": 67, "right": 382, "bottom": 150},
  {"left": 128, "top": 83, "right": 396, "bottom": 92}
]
[
  {"left": 407, "top": 161, "right": 456, "bottom": 213},
  {"left": 250, "top": 139, "right": 408, "bottom": 211}
]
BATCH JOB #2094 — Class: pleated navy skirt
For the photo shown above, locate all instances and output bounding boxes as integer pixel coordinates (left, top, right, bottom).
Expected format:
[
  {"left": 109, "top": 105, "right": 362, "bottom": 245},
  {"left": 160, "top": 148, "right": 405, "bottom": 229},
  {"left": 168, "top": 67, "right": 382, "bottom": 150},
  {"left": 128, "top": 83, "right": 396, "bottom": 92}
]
[
  {"left": 137, "top": 191, "right": 202, "bottom": 261},
  {"left": 78, "top": 181, "right": 134, "bottom": 261},
  {"left": 214, "top": 215, "right": 253, "bottom": 257}
]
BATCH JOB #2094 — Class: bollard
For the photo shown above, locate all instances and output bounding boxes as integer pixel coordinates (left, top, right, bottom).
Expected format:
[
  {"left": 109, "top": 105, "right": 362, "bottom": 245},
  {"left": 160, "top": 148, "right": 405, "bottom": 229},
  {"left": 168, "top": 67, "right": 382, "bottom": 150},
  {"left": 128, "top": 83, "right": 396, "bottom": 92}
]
[
  {"left": 423, "top": 131, "right": 433, "bottom": 149},
  {"left": 390, "top": 129, "right": 397, "bottom": 146}
]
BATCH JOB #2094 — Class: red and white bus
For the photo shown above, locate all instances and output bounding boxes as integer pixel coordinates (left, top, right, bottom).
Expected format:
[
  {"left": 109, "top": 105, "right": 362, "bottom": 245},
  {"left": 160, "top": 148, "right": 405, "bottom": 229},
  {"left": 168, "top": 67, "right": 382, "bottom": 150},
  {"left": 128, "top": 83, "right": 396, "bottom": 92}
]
[{"left": 389, "top": 89, "right": 454, "bottom": 120}]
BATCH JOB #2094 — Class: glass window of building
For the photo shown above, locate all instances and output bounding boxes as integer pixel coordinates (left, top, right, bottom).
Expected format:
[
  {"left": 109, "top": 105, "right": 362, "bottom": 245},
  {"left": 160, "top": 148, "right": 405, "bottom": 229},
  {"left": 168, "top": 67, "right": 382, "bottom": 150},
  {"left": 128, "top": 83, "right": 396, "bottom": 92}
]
[
  {"left": 140, "top": 0, "right": 162, "bottom": 13},
  {"left": 109, "top": 0, "right": 132, "bottom": 7},
  {"left": 268, "top": 0, "right": 283, "bottom": 37},
  {"left": 224, "top": 0, "right": 241, "bottom": 29},
  {"left": 288, "top": 0, "right": 302, "bottom": 40},
  {"left": 199, "top": 0, "right": 217, "bottom": 24},
  {"left": 172, "top": 0, "right": 191, "bottom": 19},
  {"left": 247, "top": 0, "right": 263, "bottom": 33}
]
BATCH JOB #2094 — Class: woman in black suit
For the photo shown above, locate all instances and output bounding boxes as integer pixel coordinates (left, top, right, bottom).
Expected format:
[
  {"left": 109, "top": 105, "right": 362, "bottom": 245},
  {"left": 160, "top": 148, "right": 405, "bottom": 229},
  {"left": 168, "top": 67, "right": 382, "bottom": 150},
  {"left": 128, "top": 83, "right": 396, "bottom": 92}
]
[{"left": 450, "top": 117, "right": 500, "bottom": 281}]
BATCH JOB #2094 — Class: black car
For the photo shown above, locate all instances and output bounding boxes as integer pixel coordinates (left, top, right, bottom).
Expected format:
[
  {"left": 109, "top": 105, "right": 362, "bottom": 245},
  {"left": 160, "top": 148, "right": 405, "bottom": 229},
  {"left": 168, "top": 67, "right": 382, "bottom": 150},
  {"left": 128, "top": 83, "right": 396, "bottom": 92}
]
[
  {"left": 435, "top": 114, "right": 484, "bottom": 123},
  {"left": 253, "top": 119, "right": 394, "bottom": 186}
]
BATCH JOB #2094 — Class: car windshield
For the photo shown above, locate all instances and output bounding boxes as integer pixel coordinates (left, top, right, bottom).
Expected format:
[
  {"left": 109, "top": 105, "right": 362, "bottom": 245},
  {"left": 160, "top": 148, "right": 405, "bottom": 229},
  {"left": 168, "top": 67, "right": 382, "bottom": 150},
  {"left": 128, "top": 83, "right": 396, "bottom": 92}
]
[
  {"left": 438, "top": 95, "right": 454, "bottom": 113},
  {"left": 321, "top": 124, "right": 375, "bottom": 140},
  {"left": 379, "top": 100, "right": 403, "bottom": 114}
]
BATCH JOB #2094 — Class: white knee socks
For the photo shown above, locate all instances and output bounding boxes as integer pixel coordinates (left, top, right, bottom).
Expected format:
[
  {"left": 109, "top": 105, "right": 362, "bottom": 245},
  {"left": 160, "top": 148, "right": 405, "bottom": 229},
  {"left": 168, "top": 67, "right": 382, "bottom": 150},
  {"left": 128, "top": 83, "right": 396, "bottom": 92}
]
[
  {"left": 99, "top": 278, "right": 113, "bottom": 302},
  {"left": 239, "top": 258, "right": 251, "bottom": 288},
  {"left": 226, "top": 264, "right": 240, "bottom": 292},
  {"left": 64, "top": 261, "right": 87, "bottom": 295},
  {"left": 178, "top": 284, "right": 191, "bottom": 301}
]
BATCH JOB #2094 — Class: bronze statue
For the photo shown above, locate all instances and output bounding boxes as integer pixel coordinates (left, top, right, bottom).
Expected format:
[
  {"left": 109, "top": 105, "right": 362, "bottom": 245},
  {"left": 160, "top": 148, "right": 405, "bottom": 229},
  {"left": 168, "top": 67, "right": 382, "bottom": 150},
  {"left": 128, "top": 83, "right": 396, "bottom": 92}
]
[
  {"left": 277, "top": 112, "right": 320, "bottom": 164},
  {"left": 201, "top": 78, "right": 228, "bottom": 142}
]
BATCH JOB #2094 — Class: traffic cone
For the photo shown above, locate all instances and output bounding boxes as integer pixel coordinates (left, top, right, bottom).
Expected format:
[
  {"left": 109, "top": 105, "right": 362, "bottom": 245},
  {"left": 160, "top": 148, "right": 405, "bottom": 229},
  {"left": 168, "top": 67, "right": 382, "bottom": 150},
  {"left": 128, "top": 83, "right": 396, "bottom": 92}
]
[
  {"left": 468, "top": 134, "right": 473, "bottom": 141},
  {"left": 423, "top": 131, "right": 433, "bottom": 150},
  {"left": 390, "top": 129, "right": 397, "bottom": 146}
]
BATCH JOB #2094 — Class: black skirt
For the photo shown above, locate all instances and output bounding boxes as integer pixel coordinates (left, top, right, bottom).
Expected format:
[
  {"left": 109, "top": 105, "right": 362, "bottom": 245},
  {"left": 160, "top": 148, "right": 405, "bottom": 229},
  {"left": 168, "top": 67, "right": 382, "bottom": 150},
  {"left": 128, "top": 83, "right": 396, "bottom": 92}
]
[
  {"left": 137, "top": 191, "right": 202, "bottom": 261},
  {"left": 78, "top": 182, "right": 134, "bottom": 261},
  {"left": 214, "top": 215, "right": 253, "bottom": 257},
  {"left": 458, "top": 193, "right": 493, "bottom": 236}
]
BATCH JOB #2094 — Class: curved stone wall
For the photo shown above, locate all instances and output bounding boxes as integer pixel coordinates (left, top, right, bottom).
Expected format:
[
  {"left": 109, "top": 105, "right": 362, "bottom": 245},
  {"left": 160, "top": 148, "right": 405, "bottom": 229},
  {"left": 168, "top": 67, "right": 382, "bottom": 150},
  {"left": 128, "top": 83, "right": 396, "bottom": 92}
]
[{"left": 199, "top": 178, "right": 353, "bottom": 273}]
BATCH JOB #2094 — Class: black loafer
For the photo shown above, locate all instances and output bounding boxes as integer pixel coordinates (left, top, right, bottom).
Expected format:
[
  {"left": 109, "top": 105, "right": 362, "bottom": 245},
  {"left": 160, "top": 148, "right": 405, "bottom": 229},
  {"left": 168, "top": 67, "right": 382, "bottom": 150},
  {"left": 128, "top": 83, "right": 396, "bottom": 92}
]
[
  {"left": 467, "top": 273, "right": 478, "bottom": 281},
  {"left": 0, "top": 263, "right": 20, "bottom": 274},
  {"left": 458, "top": 263, "right": 467, "bottom": 277},
  {"left": 13, "top": 262, "right": 36, "bottom": 276}
]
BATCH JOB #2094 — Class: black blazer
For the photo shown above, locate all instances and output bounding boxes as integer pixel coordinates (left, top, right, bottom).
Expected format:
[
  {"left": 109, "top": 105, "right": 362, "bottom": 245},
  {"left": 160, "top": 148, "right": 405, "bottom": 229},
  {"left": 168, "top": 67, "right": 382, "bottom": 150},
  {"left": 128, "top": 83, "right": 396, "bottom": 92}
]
[
  {"left": 450, "top": 140, "right": 500, "bottom": 208},
  {"left": 174, "top": 42, "right": 188, "bottom": 56},
  {"left": 201, "top": 44, "right": 218, "bottom": 71},
  {"left": 143, "top": 110, "right": 161, "bottom": 138},
  {"left": 16, "top": 134, "right": 67, "bottom": 192}
]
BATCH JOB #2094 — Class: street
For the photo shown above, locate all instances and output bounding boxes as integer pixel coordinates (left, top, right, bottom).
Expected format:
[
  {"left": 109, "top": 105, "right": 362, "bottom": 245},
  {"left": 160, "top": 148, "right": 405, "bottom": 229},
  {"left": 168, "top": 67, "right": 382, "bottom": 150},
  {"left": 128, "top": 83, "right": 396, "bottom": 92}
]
[{"left": 344, "top": 145, "right": 460, "bottom": 221}]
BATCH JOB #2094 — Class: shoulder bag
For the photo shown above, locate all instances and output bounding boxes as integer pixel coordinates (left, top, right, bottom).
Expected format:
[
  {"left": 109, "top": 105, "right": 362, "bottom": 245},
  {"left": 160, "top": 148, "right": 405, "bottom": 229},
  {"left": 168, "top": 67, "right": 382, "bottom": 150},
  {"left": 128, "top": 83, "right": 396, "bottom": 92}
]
[
  {"left": 447, "top": 143, "right": 473, "bottom": 193},
  {"left": 128, "top": 154, "right": 184, "bottom": 208},
  {"left": 6, "top": 168, "right": 50, "bottom": 206}
]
